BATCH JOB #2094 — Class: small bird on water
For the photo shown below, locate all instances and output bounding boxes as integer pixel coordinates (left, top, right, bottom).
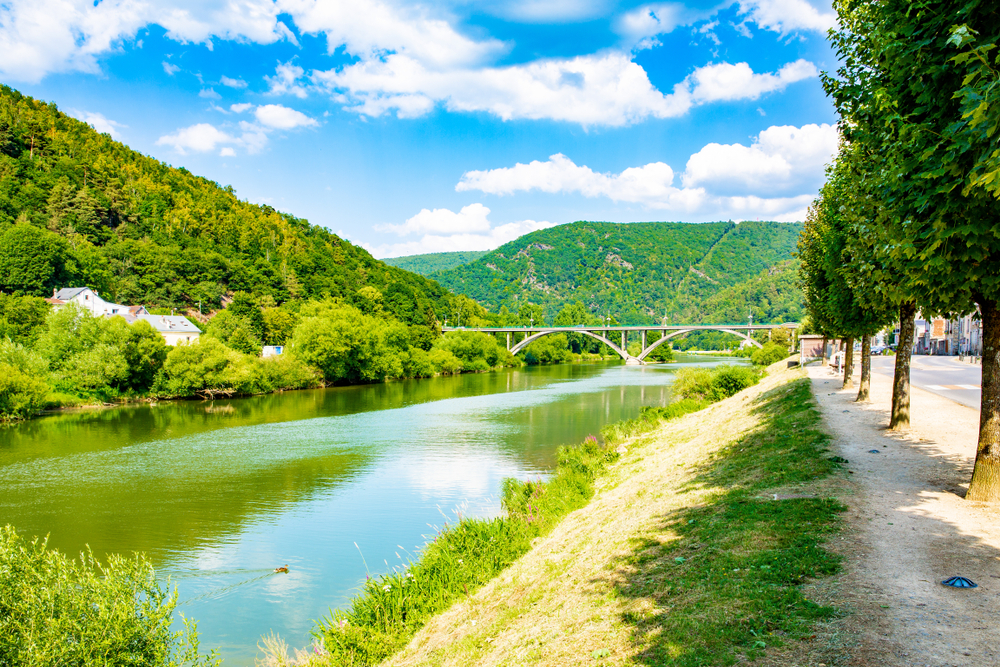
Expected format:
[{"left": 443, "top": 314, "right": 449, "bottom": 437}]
[{"left": 274, "top": 565, "right": 289, "bottom": 573}]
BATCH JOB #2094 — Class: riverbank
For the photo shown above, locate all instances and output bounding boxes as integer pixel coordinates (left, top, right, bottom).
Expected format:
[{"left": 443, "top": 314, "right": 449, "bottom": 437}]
[{"left": 294, "top": 360, "right": 841, "bottom": 666}]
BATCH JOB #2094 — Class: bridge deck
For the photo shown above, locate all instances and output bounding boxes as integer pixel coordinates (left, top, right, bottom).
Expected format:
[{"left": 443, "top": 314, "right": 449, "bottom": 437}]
[{"left": 442, "top": 323, "right": 796, "bottom": 333}]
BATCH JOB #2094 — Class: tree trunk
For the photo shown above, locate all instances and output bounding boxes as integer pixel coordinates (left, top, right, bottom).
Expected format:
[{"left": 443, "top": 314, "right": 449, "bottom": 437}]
[
  {"left": 843, "top": 337, "right": 855, "bottom": 389},
  {"left": 821, "top": 336, "right": 828, "bottom": 365},
  {"left": 890, "top": 302, "right": 916, "bottom": 430},
  {"left": 967, "top": 297, "right": 1000, "bottom": 501},
  {"left": 857, "top": 335, "right": 871, "bottom": 402}
]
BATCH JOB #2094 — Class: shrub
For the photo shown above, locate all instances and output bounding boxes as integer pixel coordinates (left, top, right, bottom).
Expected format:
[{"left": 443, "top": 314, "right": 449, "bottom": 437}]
[
  {"left": 673, "top": 367, "right": 715, "bottom": 401},
  {"left": 433, "top": 331, "right": 516, "bottom": 369},
  {"left": 427, "top": 348, "right": 462, "bottom": 375},
  {"left": 0, "top": 363, "right": 49, "bottom": 421},
  {"left": 522, "top": 334, "right": 572, "bottom": 365},
  {"left": 708, "top": 364, "right": 763, "bottom": 400},
  {"left": 0, "top": 525, "right": 219, "bottom": 666},
  {"left": 751, "top": 341, "right": 790, "bottom": 366}
]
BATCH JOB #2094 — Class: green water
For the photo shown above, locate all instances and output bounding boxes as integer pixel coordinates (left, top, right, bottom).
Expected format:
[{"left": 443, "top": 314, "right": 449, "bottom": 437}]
[{"left": 0, "top": 356, "right": 731, "bottom": 664}]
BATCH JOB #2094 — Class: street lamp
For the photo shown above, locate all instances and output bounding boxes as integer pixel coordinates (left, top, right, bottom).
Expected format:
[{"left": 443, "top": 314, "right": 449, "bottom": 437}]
[{"left": 529, "top": 316, "right": 534, "bottom": 328}]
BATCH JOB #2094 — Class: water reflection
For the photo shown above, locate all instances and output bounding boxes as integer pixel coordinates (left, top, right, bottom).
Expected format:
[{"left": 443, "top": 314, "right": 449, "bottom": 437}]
[{"left": 0, "top": 356, "right": 732, "bottom": 664}]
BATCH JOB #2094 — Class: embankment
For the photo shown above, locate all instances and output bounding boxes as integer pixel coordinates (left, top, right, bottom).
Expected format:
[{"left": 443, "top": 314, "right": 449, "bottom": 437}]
[{"left": 369, "top": 361, "right": 846, "bottom": 665}]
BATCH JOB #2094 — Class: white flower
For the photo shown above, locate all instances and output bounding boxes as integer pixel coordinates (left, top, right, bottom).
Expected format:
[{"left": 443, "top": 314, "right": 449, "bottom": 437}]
[
  {"left": 457, "top": 559, "right": 463, "bottom": 564},
  {"left": 383, "top": 585, "right": 391, "bottom": 591}
]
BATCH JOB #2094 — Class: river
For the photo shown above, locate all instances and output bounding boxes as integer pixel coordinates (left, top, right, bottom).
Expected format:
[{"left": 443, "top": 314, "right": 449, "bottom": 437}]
[{"left": 0, "top": 355, "right": 732, "bottom": 664}]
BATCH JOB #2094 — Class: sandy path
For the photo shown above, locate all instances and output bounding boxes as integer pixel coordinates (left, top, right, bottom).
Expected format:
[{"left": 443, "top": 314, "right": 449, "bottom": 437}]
[{"left": 807, "top": 363, "right": 1000, "bottom": 667}]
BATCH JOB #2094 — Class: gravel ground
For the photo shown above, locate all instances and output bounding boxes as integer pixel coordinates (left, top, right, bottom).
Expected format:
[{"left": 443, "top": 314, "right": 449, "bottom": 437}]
[{"left": 807, "top": 362, "right": 1000, "bottom": 667}]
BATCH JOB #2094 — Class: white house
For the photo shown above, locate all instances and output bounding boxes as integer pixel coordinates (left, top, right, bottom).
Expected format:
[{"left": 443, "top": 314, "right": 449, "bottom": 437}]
[
  {"left": 46, "top": 287, "right": 146, "bottom": 317},
  {"left": 47, "top": 286, "right": 198, "bottom": 345},
  {"left": 122, "top": 313, "right": 201, "bottom": 346}
]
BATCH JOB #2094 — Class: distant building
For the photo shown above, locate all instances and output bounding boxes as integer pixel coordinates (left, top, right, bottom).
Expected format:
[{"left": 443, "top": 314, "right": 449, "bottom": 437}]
[
  {"left": 261, "top": 345, "right": 284, "bottom": 358},
  {"left": 46, "top": 287, "right": 146, "bottom": 317},
  {"left": 46, "top": 286, "right": 198, "bottom": 346},
  {"left": 121, "top": 313, "right": 201, "bottom": 346}
]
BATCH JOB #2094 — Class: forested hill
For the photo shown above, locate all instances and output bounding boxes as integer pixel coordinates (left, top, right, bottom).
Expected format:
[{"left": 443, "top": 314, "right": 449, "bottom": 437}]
[
  {"left": 430, "top": 221, "right": 804, "bottom": 324},
  {"left": 0, "top": 86, "right": 447, "bottom": 322},
  {"left": 383, "top": 250, "right": 487, "bottom": 275}
]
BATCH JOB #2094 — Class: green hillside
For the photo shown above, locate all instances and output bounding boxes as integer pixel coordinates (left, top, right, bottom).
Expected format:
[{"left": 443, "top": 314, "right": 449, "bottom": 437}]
[
  {"left": 0, "top": 86, "right": 447, "bottom": 324},
  {"left": 383, "top": 250, "right": 488, "bottom": 275},
  {"left": 430, "top": 221, "right": 804, "bottom": 324}
]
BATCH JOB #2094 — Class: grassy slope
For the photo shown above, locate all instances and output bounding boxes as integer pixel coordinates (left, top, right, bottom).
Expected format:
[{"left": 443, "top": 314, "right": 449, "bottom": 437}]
[
  {"left": 383, "top": 251, "right": 488, "bottom": 276},
  {"left": 386, "top": 362, "right": 844, "bottom": 667},
  {"left": 429, "top": 221, "right": 803, "bottom": 324}
]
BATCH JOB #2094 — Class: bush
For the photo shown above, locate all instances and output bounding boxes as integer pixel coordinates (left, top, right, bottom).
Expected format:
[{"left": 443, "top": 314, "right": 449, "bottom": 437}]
[
  {"left": 674, "top": 364, "right": 762, "bottom": 402},
  {"left": 433, "top": 331, "right": 516, "bottom": 369},
  {"left": 522, "top": 334, "right": 572, "bottom": 365},
  {"left": 0, "top": 363, "right": 49, "bottom": 421},
  {"left": 0, "top": 525, "right": 219, "bottom": 666},
  {"left": 427, "top": 348, "right": 462, "bottom": 375},
  {"left": 751, "top": 341, "right": 790, "bottom": 366}
]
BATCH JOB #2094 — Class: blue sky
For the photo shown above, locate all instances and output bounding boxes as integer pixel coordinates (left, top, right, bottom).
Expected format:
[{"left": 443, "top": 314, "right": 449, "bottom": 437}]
[{"left": 1, "top": 0, "right": 839, "bottom": 258}]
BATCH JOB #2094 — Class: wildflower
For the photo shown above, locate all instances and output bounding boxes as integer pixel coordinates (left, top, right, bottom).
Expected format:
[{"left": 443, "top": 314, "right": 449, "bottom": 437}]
[
  {"left": 337, "top": 619, "right": 348, "bottom": 630},
  {"left": 457, "top": 559, "right": 463, "bottom": 564},
  {"left": 406, "top": 572, "right": 414, "bottom": 579},
  {"left": 383, "top": 584, "right": 391, "bottom": 591}
]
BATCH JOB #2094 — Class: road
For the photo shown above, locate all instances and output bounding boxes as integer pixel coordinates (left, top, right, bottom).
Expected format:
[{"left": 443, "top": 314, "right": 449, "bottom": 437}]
[{"left": 870, "top": 355, "right": 982, "bottom": 410}]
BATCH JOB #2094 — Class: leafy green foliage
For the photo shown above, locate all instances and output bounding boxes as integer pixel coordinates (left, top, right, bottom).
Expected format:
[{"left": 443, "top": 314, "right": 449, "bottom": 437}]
[
  {"left": 0, "top": 525, "right": 220, "bottom": 667},
  {"left": 0, "top": 293, "right": 50, "bottom": 344},
  {"left": 382, "top": 251, "right": 488, "bottom": 275},
  {"left": 0, "top": 343, "right": 49, "bottom": 420},
  {"left": 431, "top": 221, "right": 803, "bottom": 324},
  {"left": 751, "top": 342, "right": 790, "bottom": 367},
  {"left": 673, "top": 365, "right": 763, "bottom": 403},
  {"left": 430, "top": 331, "right": 518, "bottom": 370},
  {"left": 0, "top": 85, "right": 448, "bottom": 317},
  {"left": 317, "top": 436, "right": 617, "bottom": 665}
]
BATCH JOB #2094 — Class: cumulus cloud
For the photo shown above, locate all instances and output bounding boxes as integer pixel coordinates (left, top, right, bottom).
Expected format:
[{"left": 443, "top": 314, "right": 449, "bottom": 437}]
[
  {"left": 220, "top": 75, "right": 248, "bottom": 88},
  {"left": 615, "top": 3, "right": 705, "bottom": 48},
  {"left": 369, "top": 203, "right": 556, "bottom": 258},
  {"left": 155, "top": 123, "right": 235, "bottom": 154},
  {"left": 254, "top": 104, "right": 319, "bottom": 129},
  {"left": 156, "top": 104, "right": 317, "bottom": 155},
  {"left": 199, "top": 87, "right": 220, "bottom": 99},
  {"left": 456, "top": 123, "right": 838, "bottom": 220},
  {"left": 737, "top": 0, "right": 837, "bottom": 34},
  {"left": 67, "top": 109, "right": 126, "bottom": 139},
  {"left": 682, "top": 123, "right": 838, "bottom": 195},
  {"left": 0, "top": 0, "right": 295, "bottom": 83},
  {"left": 315, "top": 53, "right": 815, "bottom": 126},
  {"left": 265, "top": 60, "right": 309, "bottom": 98}
]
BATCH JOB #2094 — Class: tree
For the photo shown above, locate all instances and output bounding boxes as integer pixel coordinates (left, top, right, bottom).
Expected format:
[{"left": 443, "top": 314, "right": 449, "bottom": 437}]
[
  {"left": 827, "top": 0, "right": 1000, "bottom": 498},
  {"left": 0, "top": 223, "right": 69, "bottom": 295}
]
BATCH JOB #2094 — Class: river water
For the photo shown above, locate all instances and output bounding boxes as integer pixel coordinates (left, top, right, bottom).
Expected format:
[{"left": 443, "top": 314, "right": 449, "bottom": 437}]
[{"left": 0, "top": 355, "right": 731, "bottom": 664}]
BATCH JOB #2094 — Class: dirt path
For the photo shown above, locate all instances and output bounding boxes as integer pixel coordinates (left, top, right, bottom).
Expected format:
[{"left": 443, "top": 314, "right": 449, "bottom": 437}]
[{"left": 807, "top": 362, "right": 1000, "bottom": 667}]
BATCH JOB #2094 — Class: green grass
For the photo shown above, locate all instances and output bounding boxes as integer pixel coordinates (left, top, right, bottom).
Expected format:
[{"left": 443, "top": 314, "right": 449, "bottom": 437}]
[
  {"left": 615, "top": 377, "right": 845, "bottom": 666},
  {"left": 315, "top": 436, "right": 619, "bottom": 665}
]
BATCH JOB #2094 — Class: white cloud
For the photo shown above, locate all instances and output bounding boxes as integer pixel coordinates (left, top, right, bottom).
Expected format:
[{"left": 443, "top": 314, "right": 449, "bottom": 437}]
[
  {"left": 155, "top": 123, "right": 235, "bottom": 154},
  {"left": 199, "top": 87, "right": 220, "bottom": 99},
  {"left": 67, "top": 109, "right": 126, "bottom": 139},
  {"left": 682, "top": 122, "right": 838, "bottom": 195},
  {"left": 254, "top": 104, "right": 318, "bottom": 129},
  {"left": 371, "top": 211, "right": 556, "bottom": 258},
  {"left": 220, "top": 75, "right": 248, "bottom": 88},
  {"left": 265, "top": 60, "right": 309, "bottom": 98},
  {"left": 162, "top": 61, "right": 180, "bottom": 76},
  {"left": 316, "top": 52, "right": 816, "bottom": 126},
  {"left": 369, "top": 202, "right": 556, "bottom": 258},
  {"left": 157, "top": 104, "right": 317, "bottom": 155},
  {"left": 738, "top": 0, "right": 837, "bottom": 34},
  {"left": 686, "top": 59, "right": 818, "bottom": 103},
  {"left": 615, "top": 3, "right": 704, "bottom": 47},
  {"left": 455, "top": 123, "right": 837, "bottom": 220},
  {"left": 381, "top": 203, "right": 493, "bottom": 236},
  {"left": 0, "top": 0, "right": 294, "bottom": 84}
]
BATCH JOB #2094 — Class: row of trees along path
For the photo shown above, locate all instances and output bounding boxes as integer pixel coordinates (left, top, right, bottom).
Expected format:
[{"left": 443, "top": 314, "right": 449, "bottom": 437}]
[{"left": 800, "top": 0, "right": 1000, "bottom": 501}]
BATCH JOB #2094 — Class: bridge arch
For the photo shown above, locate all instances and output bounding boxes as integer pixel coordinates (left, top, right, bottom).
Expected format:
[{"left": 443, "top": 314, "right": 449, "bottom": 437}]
[
  {"left": 509, "top": 329, "right": 636, "bottom": 363},
  {"left": 636, "top": 327, "right": 762, "bottom": 361}
]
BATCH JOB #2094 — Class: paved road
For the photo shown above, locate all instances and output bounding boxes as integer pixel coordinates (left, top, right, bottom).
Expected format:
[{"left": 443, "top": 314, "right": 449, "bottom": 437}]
[{"left": 871, "top": 355, "right": 982, "bottom": 410}]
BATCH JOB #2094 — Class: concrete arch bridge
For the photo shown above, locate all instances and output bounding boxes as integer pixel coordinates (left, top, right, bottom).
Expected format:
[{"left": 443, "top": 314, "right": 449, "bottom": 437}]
[{"left": 441, "top": 323, "right": 798, "bottom": 365}]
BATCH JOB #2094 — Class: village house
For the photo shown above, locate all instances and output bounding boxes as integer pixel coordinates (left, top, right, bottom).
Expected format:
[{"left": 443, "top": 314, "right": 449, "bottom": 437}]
[
  {"left": 46, "top": 286, "right": 200, "bottom": 346},
  {"left": 46, "top": 287, "right": 146, "bottom": 317}
]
